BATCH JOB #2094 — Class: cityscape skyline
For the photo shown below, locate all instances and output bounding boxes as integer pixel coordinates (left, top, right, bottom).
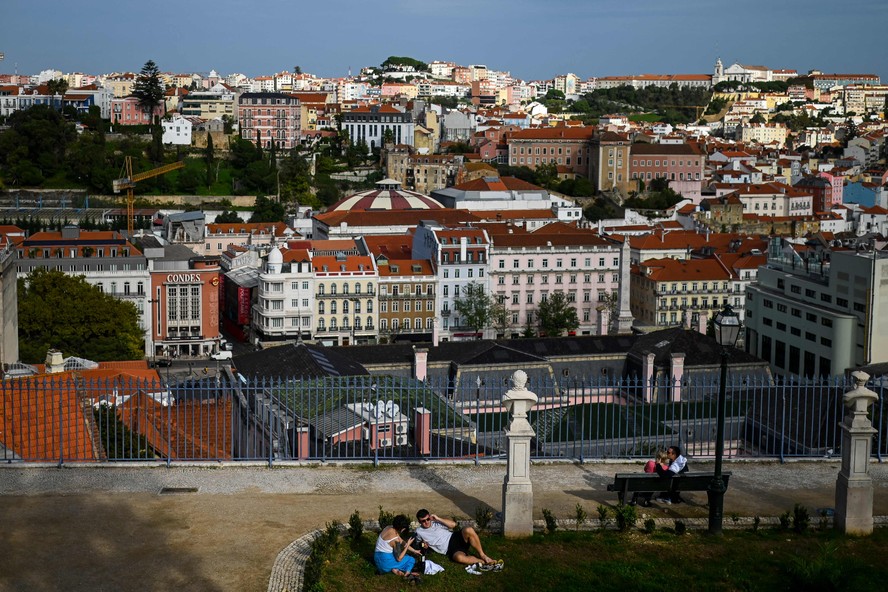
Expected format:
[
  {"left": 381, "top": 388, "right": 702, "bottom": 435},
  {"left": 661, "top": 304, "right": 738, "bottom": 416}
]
[{"left": 4, "top": 0, "right": 887, "bottom": 82}]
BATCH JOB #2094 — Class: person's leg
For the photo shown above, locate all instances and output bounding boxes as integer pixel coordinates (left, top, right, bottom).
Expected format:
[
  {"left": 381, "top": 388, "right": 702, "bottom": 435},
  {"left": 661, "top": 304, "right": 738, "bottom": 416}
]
[{"left": 460, "top": 526, "right": 495, "bottom": 564}]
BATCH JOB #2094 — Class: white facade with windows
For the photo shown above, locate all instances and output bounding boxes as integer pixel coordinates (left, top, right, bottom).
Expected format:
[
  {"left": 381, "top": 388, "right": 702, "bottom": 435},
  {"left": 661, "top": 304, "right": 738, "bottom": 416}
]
[{"left": 252, "top": 247, "right": 315, "bottom": 345}]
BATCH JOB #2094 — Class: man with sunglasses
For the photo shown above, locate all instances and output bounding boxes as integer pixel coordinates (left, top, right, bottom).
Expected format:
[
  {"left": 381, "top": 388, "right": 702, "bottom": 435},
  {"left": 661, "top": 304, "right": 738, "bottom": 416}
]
[{"left": 414, "top": 508, "right": 502, "bottom": 575}]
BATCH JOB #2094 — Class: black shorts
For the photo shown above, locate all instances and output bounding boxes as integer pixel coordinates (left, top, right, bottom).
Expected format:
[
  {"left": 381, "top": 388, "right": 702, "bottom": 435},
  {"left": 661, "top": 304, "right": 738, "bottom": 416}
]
[{"left": 445, "top": 529, "right": 470, "bottom": 560}]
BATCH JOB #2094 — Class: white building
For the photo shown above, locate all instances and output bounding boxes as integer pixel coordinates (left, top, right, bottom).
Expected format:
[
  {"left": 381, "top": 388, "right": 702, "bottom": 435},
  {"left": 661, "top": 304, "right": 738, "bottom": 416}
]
[
  {"left": 252, "top": 246, "right": 315, "bottom": 345},
  {"left": 162, "top": 115, "right": 193, "bottom": 146}
]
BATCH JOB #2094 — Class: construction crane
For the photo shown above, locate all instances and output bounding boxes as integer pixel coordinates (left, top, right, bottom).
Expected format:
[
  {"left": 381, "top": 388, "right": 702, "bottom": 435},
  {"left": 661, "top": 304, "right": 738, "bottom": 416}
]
[{"left": 113, "top": 156, "right": 185, "bottom": 235}]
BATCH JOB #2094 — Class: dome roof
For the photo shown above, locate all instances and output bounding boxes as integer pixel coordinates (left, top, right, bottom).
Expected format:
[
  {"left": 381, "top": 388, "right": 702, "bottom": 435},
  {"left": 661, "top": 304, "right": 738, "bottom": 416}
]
[
  {"left": 328, "top": 179, "right": 443, "bottom": 212},
  {"left": 267, "top": 247, "right": 283, "bottom": 264}
]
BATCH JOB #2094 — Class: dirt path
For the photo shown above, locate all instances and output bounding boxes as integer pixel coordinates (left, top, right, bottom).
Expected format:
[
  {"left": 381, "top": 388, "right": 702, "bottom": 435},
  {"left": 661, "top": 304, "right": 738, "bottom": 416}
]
[{"left": 1, "top": 461, "right": 885, "bottom": 592}]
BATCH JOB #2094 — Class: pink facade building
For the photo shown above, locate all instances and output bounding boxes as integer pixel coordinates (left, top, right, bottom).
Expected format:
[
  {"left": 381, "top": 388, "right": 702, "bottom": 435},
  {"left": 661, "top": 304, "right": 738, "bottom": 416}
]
[
  {"left": 489, "top": 229, "right": 625, "bottom": 337},
  {"left": 629, "top": 143, "right": 704, "bottom": 201},
  {"left": 238, "top": 92, "right": 301, "bottom": 150},
  {"left": 111, "top": 96, "right": 165, "bottom": 126}
]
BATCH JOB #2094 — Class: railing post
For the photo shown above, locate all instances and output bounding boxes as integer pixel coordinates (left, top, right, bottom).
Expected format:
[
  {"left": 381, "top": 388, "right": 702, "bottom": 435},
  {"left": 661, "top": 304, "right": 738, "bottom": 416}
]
[{"left": 57, "top": 378, "right": 64, "bottom": 468}]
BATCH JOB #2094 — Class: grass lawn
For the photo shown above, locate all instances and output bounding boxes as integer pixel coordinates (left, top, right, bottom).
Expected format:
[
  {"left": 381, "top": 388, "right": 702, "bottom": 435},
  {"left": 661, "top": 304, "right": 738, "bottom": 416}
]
[{"left": 317, "top": 527, "right": 888, "bottom": 592}]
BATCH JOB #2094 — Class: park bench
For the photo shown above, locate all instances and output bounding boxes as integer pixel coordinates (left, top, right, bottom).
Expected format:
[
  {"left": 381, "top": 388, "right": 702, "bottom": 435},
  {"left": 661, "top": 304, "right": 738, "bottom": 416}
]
[{"left": 607, "top": 472, "right": 732, "bottom": 504}]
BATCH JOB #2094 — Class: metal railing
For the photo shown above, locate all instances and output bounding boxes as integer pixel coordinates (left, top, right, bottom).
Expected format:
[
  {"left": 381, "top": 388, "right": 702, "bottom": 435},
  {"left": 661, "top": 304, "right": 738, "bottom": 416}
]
[{"left": 1, "top": 373, "right": 884, "bottom": 465}]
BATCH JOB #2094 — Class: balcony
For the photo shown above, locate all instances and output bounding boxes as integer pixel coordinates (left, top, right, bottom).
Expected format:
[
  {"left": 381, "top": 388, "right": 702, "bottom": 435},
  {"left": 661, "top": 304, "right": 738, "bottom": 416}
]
[{"left": 441, "top": 309, "right": 451, "bottom": 317}]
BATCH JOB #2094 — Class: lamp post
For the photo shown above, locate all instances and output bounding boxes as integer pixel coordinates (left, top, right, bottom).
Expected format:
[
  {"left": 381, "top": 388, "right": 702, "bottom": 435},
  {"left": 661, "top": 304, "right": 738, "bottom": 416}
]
[{"left": 708, "top": 304, "right": 742, "bottom": 535}]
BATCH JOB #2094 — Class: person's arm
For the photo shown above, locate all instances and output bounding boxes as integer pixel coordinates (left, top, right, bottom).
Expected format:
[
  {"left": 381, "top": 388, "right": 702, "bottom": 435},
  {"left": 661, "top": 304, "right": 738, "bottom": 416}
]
[
  {"left": 430, "top": 513, "right": 457, "bottom": 529},
  {"left": 395, "top": 536, "right": 415, "bottom": 561},
  {"left": 654, "top": 464, "right": 671, "bottom": 477}
]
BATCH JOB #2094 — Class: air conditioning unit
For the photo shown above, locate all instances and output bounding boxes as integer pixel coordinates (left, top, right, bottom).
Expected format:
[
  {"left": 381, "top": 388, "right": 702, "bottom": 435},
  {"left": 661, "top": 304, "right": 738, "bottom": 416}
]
[
  {"left": 378, "top": 438, "right": 392, "bottom": 447},
  {"left": 395, "top": 423, "right": 407, "bottom": 434},
  {"left": 396, "top": 434, "right": 408, "bottom": 446}
]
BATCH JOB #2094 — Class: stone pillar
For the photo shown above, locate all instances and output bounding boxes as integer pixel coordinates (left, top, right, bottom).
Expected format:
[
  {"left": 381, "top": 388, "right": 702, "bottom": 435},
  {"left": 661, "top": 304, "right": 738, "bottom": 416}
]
[
  {"left": 501, "top": 370, "right": 538, "bottom": 538},
  {"left": 835, "top": 370, "right": 879, "bottom": 535},
  {"left": 642, "top": 352, "right": 656, "bottom": 403},
  {"left": 670, "top": 352, "right": 685, "bottom": 402},
  {"left": 614, "top": 239, "right": 635, "bottom": 334},
  {"left": 413, "top": 347, "right": 428, "bottom": 381}
]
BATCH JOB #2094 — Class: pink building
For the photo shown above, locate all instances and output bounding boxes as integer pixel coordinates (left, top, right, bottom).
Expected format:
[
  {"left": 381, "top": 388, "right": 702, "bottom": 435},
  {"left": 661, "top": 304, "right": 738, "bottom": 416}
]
[
  {"left": 111, "top": 96, "right": 165, "bottom": 126},
  {"left": 818, "top": 171, "right": 844, "bottom": 206},
  {"left": 629, "top": 143, "right": 704, "bottom": 200},
  {"left": 488, "top": 226, "right": 625, "bottom": 337}
]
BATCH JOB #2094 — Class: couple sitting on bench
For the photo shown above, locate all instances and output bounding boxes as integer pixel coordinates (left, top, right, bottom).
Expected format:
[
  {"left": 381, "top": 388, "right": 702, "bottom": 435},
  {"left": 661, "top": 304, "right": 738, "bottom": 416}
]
[{"left": 631, "top": 445, "right": 688, "bottom": 506}]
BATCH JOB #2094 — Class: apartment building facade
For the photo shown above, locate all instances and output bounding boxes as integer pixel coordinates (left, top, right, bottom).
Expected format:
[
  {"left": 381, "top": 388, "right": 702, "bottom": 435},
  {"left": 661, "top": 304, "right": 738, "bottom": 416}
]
[
  {"left": 411, "top": 222, "right": 491, "bottom": 341},
  {"left": 238, "top": 92, "right": 301, "bottom": 150},
  {"left": 312, "top": 254, "right": 378, "bottom": 346},
  {"left": 507, "top": 127, "right": 594, "bottom": 177},
  {"left": 744, "top": 244, "right": 888, "bottom": 377},
  {"left": 489, "top": 233, "right": 624, "bottom": 337},
  {"left": 342, "top": 104, "right": 415, "bottom": 153},
  {"left": 376, "top": 258, "right": 437, "bottom": 342},
  {"left": 252, "top": 247, "right": 314, "bottom": 345}
]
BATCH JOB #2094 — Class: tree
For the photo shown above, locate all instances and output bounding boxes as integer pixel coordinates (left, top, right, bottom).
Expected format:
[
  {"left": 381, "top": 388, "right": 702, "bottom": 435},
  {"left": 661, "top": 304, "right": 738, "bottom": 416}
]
[
  {"left": 534, "top": 162, "right": 559, "bottom": 189},
  {"left": 749, "top": 112, "right": 767, "bottom": 124},
  {"left": 215, "top": 210, "right": 244, "bottom": 223},
  {"left": 535, "top": 292, "right": 579, "bottom": 337},
  {"left": 453, "top": 282, "right": 495, "bottom": 338},
  {"left": 18, "top": 268, "right": 144, "bottom": 363},
  {"left": 132, "top": 60, "right": 165, "bottom": 126},
  {"left": 491, "top": 296, "right": 511, "bottom": 338},
  {"left": 205, "top": 133, "right": 215, "bottom": 188},
  {"left": 249, "top": 195, "right": 285, "bottom": 222}
]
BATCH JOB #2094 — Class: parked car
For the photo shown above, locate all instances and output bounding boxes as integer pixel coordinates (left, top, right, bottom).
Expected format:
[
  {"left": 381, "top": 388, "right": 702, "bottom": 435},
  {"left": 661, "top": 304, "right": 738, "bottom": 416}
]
[
  {"left": 221, "top": 341, "right": 234, "bottom": 351},
  {"left": 150, "top": 358, "right": 173, "bottom": 368},
  {"left": 210, "top": 350, "right": 232, "bottom": 361}
]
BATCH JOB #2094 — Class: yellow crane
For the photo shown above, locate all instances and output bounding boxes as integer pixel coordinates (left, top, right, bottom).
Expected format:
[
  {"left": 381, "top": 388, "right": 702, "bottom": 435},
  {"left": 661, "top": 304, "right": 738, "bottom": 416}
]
[{"left": 113, "top": 156, "right": 185, "bottom": 235}]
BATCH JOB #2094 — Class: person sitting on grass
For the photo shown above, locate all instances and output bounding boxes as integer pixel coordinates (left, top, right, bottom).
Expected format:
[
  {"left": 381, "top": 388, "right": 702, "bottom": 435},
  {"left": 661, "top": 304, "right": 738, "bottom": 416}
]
[
  {"left": 414, "top": 508, "right": 502, "bottom": 575},
  {"left": 374, "top": 514, "right": 424, "bottom": 584}
]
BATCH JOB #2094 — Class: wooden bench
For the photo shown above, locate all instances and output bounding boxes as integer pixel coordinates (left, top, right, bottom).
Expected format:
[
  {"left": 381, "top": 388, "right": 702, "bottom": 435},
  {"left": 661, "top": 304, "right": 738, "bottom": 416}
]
[{"left": 607, "top": 472, "right": 731, "bottom": 504}]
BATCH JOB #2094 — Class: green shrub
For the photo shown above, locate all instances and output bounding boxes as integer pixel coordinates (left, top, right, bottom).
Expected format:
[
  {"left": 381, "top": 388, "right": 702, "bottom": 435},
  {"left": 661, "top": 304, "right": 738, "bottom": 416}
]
[
  {"left": 779, "top": 511, "right": 792, "bottom": 531},
  {"left": 753, "top": 515, "right": 761, "bottom": 532},
  {"left": 347, "top": 509, "right": 363, "bottom": 541},
  {"left": 596, "top": 504, "right": 609, "bottom": 526},
  {"left": 574, "top": 503, "right": 588, "bottom": 531},
  {"left": 643, "top": 518, "right": 656, "bottom": 534},
  {"left": 378, "top": 506, "right": 394, "bottom": 529},
  {"left": 786, "top": 542, "right": 843, "bottom": 591},
  {"left": 304, "top": 521, "right": 341, "bottom": 592},
  {"left": 615, "top": 503, "right": 637, "bottom": 532},
  {"left": 475, "top": 505, "right": 494, "bottom": 532},
  {"left": 542, "top": 508, "right": 558, "bottom": 534},
  {"left": 793, "top": 503, "right": 810, "bottom": 533},
  {"left": 818, "top": 510, "right": 830, "bottom": 531},
  {"left": 674, "top": 520, "right": 686, "bottom": 535}
]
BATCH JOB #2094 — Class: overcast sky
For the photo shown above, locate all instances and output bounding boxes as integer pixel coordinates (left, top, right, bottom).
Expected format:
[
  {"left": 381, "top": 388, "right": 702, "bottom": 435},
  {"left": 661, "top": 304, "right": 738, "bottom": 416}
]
[{"left": 3, "top": 0, "right": 886, "bottom": 81}]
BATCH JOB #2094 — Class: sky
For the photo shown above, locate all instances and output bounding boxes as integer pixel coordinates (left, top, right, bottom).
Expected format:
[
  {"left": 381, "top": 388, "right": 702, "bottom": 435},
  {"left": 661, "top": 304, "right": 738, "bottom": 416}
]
[{"left": 3, "top": 0, "right": 887, "bottom": 82}]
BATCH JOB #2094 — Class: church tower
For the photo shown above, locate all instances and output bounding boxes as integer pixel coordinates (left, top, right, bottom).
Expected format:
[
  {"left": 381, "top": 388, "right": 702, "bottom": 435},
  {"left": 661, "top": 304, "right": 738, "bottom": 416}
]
[{"left": 714, "top": 58, "right": 724, "bottom": 85}]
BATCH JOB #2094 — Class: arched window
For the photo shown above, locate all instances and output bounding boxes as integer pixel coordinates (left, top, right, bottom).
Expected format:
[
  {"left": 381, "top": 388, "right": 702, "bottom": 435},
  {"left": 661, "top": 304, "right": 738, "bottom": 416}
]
[
  {"left": 354, "top": 301, "right": 362, "bottom": 313},
  {"left": 343, "top": 283, "right": 349, "bottom": 295},
  {"left": 392, "top": 318, "right": 400, "bottom": 331},
  {"left": 318, "top": 302, "right": 325, "bottom": 314},
  {"left": 403, "top": 318, "right": 411, "bottom": 330},
  {"left": 367, "top": 300, "right": 373, "bottom": 313},
  {"left": 355, "top": 283, "right": 362, "bottom": 294},
  {"left": 380, "top": 318, "right": 388, "bottom": 330},
  {"left": 331, "top": 301, "right": 337, "bottom": 314},
  {"left": 318, "top": 318, "right": 325, "bottom": 329},
  {"left": 367, "top": 282, "right": 373, "bottom": 293},
  {"left": 330, "top": 318, "right": 337, "bottom": 330},
  {"left": 354, "top": 316, "right": 361, "bottom": 329},
  {"left": 343, "top": 300, "right": 349, "bottom": 314},
  {"left": 331, "top": 284, "right": 337, "bottom": 295}
]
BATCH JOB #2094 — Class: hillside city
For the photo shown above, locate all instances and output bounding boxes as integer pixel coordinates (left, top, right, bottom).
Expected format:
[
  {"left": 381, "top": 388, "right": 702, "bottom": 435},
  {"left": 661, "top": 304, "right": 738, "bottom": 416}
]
[{"left": 0, "top": 55, "right": 887, "bottom": 385}]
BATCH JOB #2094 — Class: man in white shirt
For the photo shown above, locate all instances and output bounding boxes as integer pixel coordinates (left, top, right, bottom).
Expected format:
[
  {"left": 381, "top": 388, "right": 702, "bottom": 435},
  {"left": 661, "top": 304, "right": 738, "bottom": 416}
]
[
  {"left": 655, "top": 445, "right": 689, "bottom": 504},
  {"left": 414, "top": 508, "right": 500, "bottom": 574}
]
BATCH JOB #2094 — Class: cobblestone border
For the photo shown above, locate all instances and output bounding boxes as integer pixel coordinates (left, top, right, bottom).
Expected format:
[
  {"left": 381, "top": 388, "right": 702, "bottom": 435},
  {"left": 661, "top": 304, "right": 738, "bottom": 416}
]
[{"left": 267, "top": 528, "right": 322, "bottom": 592}]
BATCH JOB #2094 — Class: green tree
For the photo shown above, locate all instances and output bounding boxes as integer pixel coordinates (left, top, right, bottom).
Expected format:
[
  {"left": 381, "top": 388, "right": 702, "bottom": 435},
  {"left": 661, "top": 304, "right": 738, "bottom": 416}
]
[
  {"left": 215, "top": 210, "right": 244, "bottom": 223},
  {"left": 545, "top": 89, "right": 566, "bottom": 101},
  {"left": 132, "top": 60, "right": 165, "bottom": 126},
  {"left": 749, "top": 112, "right": 767, "bottom": 124},
  {"left": 249, "top": 195, "right": 285, "bottom": 222},
  {"left": 205, "top": 133, "right": 215, "bottom": 188},
  {"left": 534, "top": 162, "right": 559, "bottom": 189},
  {"left": 18, "top": 268, "right": 144, "bottom": 363},
  {"left": 535, "top": 292, "right": 579, "bottom": 337},
  {"left": 491, "top": 296, "right": 511, "bottom": 338},
  {"left": 453, "top": 282, "right": 495, "bottom": 338},
  {"left": 0, "top": 105, "right": 76, "bottom": 185}
]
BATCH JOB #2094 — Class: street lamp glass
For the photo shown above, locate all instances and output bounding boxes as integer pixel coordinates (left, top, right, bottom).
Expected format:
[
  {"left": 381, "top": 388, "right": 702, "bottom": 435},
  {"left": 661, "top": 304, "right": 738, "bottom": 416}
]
[{"left": 713, "top": 304, "right": 742, "bottom": 347}]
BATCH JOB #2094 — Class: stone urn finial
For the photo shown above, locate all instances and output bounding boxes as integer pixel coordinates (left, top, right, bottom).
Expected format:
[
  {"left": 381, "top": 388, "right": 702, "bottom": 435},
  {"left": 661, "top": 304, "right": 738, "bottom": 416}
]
[{"left": 843, "top": 371, "right": 879, "bottom": 428}]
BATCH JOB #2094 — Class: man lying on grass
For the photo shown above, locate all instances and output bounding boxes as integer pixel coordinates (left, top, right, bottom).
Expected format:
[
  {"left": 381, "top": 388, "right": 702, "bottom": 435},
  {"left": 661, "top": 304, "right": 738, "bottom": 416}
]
[{"left": 414, "top": 508, "right": 503, "bottom": 575}]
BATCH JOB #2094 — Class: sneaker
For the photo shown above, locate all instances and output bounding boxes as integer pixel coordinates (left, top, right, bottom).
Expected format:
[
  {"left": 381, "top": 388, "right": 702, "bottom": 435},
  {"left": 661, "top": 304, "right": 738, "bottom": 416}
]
[
  {"left": 479, "top": 560, "right": 503, "bottom": 572},
  {"left": 655, "top": 497, "right": 672, "bottom": 505},
  {"left": 492, "top": 560, "right": 504, "bottom": 572},
  {"left": 465, "top": 564, "right": 483, "bottom": 576}
]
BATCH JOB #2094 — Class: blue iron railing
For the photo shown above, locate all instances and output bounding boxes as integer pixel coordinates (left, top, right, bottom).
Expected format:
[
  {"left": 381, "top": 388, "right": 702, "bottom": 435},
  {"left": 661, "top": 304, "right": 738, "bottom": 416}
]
[{"left": 0, "top": 372, "right": 884, "bottom": 464}]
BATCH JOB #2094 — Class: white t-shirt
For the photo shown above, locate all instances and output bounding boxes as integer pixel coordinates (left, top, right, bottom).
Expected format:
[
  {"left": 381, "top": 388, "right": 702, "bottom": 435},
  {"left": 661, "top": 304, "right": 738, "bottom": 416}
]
[
  {"left": 669, "top": 454, "right": 687, "bottom": 474},
  {"left": 416, "top": 520, "right": 452, "bottom": 554}
]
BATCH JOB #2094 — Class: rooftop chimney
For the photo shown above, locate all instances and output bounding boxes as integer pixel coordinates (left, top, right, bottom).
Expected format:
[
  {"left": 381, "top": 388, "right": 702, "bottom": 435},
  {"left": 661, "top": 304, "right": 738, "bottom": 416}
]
[{"left": 45, "top": 349, "right": 65, "bottom": 374}]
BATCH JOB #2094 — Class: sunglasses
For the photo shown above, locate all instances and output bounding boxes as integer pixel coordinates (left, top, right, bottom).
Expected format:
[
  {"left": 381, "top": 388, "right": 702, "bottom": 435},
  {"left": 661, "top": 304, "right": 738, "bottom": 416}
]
[{"left": 419, "top": 517, "right": 431, "bottom": 524}]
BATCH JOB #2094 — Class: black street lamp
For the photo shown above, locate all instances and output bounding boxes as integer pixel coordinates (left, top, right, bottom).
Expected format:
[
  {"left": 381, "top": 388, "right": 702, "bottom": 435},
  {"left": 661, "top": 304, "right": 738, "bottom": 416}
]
[{"left": 708, "top": 303, "right": 742, "bottom": 535}]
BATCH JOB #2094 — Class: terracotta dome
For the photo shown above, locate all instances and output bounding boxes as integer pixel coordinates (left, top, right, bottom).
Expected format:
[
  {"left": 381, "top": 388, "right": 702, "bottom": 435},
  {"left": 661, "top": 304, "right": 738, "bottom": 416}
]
[{"left": 327, "top": 179, "right": 443, "bottom": 211}]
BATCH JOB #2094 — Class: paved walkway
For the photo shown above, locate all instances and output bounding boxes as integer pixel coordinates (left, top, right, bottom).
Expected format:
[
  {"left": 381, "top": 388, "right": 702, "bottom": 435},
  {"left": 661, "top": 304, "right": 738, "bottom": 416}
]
[{"left": 1, "top": 460, "right": 886, "bottom": 591}]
